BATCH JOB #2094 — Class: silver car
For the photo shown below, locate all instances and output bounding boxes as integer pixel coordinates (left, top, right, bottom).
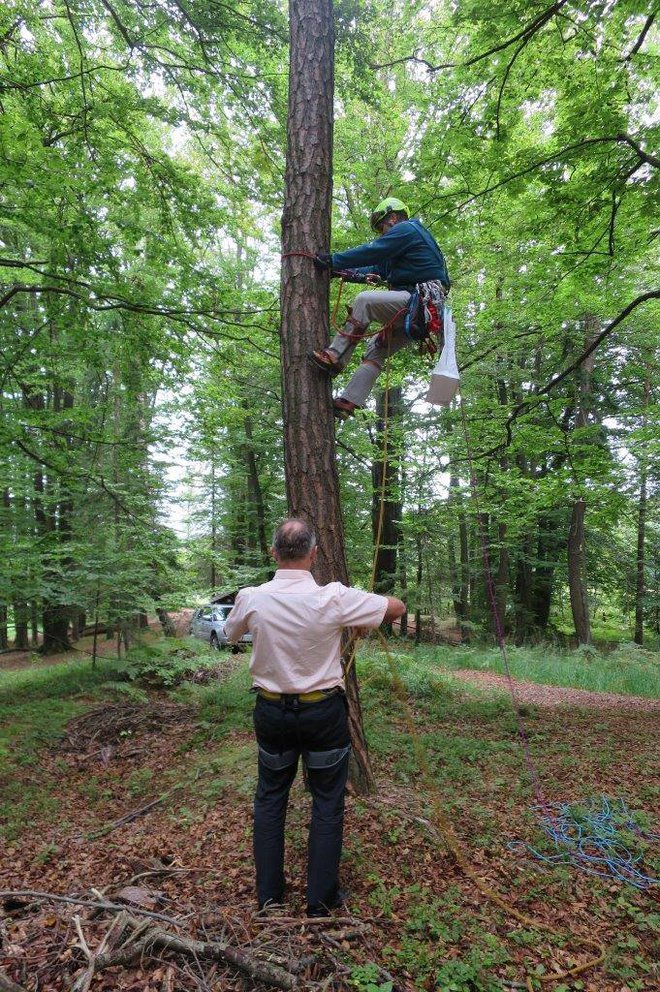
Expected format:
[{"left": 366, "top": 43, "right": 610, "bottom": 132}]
[{"left": 189, "top": 604, "right": 252, "bottom": 651}]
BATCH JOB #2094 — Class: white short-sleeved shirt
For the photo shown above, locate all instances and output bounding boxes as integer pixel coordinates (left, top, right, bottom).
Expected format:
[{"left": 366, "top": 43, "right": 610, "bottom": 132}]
[{"left": 224, "top": 569, "right": 388, "bottom": 694}]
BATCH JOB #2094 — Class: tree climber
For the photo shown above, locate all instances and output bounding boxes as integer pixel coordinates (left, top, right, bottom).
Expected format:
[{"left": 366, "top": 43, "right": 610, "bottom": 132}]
[{"left": 309, "top": 198, "right": 451, "bottom": 418}]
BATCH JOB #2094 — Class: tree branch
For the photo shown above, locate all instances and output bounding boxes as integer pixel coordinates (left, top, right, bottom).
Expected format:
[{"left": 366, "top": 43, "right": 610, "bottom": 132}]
[
  {"left": 624, "top": 13, "right": 656, "bottom": 59},
  {"left": 468, "top": 290, "right": 660, "bottom": 460},
  {"left": 370, "top": 0, "right": 568, "bottom": 72}
]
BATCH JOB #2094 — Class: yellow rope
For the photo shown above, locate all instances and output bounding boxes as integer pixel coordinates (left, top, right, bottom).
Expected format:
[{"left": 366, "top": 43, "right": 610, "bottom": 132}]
[{"left": 343, "top": 351, "right": 605, "bottom": 989}]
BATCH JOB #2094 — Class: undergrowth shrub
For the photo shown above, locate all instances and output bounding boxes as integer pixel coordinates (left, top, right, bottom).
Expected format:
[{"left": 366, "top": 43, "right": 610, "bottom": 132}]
[{"left": 116, "top": 639, "right": 217, "bottom": 687}]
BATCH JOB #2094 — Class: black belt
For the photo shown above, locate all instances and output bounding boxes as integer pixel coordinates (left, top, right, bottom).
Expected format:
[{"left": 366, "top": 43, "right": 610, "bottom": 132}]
[{"left": 255, "top": 687, "right": 341, "bottom": 704}]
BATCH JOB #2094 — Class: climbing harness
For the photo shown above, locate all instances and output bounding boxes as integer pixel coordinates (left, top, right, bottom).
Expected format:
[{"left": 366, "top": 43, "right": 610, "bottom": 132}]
[{"left": 403, "top": 280, "right": 445, "bottom": 343}]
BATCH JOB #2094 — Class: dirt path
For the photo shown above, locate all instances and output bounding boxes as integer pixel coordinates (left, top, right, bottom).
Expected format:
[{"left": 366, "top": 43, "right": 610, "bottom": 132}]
[{"left": 449, "top": 668, "right": 660, "bottom": 712}]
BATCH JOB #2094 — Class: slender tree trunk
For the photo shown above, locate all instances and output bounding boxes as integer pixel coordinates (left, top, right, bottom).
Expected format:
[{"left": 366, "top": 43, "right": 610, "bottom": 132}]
[
  {"left": 243, "top": 406, "right": 270, "bottom": 563},
  {"left": 398, "top": 466, "right": 409, "bottom": 638},
  {"left": 568, "top": 498, "right": 591, "bottom": 644},
  {"left": 634, "top": 465, "right": 648, "bottom": 645},
  {"left": 495, "top": 521, "right": 509, "bottom": 634},
  {"left": 567, "top": 316, "right": 596, "bottom": 646},
  {"left": 0, "top": 606, "right": 7, "bottom": 650},
  {"left": 156, "top": 609, "right": 176, "bottom": 638},
  {"left": 531, "top": 516, "right": 559, "bottom": 630},
  {"left": 634, "top": 378, "right": 650, "bottom": 645},
  {"left": 12, "top": 603, "right": 29, "bottom": 650},
  {"left": 372, "top": 387, "right": 402, "bottom": 609},
  {"left": 210, "top": 455, "right": 217, "bottom": 590},
  {"left": 280, "top": 0, "right": 374, "bottom": 793},
  {"left": 415, "top": 525, "right": 423, "bottom": 644},
  {"left": 30, "top": 602, "right": 39, "bottom": 647},
  {"left": 514, "top": 537, "right": 534, "bottom": 645},
  {"left": 40, "top": 386, "right": 74, "bottom": 654}
]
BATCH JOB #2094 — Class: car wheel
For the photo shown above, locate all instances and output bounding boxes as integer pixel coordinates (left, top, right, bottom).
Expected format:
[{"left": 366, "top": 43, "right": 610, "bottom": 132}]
[{"left": 210, "top": 633, "right": 221, "bottom": 650}]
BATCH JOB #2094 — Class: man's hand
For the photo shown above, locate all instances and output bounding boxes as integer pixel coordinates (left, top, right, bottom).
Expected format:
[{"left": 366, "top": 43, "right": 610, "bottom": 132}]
[{"left": 314, "top": 252, "right": 333, "bottom": 271}]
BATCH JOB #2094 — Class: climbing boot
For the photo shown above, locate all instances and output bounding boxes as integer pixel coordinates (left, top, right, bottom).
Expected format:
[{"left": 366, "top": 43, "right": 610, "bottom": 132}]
[
  {"left": 308, "top": 349, "right": 341, "bottom": 377},
  {"left": 333, "top": 398, "right": 360, "bottom": 420}
]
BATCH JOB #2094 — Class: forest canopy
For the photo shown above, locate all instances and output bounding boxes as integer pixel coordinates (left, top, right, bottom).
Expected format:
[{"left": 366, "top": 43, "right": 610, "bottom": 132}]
[{"left": 1, "top": 0, "right": 658, "bottom": 652}]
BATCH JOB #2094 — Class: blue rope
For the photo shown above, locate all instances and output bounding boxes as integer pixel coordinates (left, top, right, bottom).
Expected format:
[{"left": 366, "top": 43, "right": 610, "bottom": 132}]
[{"left": 510, "top": 797, "right": 660, "bottom": 890}]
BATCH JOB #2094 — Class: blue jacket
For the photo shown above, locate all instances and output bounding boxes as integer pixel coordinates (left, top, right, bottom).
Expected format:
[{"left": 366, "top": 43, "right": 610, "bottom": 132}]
[{"left": 331, "top": 218, "right": 450, "bottom": 291}]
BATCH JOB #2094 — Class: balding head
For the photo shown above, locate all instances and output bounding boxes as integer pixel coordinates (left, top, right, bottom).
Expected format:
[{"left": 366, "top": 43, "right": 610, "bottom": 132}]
[{"left": 271, "top": 518, "right": 317, "bottom": 563}]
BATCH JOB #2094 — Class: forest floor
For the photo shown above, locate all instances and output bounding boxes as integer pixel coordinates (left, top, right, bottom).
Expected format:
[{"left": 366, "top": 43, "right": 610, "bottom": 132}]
[
  {"left": 447, "top": 669, "right": 660, "bottom": 713},
  {"left": 0, "top": 640, "right": 658, "bottom": 992}
]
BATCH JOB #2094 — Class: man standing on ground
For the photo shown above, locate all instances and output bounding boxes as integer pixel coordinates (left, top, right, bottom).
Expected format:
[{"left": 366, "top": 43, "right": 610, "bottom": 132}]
[{"left": 225, "top": 518, "right": 405, "bottom": 917}]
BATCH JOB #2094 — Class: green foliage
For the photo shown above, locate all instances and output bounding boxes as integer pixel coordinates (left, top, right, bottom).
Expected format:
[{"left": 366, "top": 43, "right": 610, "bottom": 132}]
[
  {"left": 349, "top": 963, "right": 393, "bottom": 992},
  {"left": 0, "top": 0, "right": 658, "bottom": 663},
  {"left": 115, "top": 639, "right": 218, "bottom": 687}
]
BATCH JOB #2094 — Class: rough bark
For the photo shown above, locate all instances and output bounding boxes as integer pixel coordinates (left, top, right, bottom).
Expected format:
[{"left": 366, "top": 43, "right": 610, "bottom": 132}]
[
  {"left": 280, "top": 0, "right": 374, "bottom": 792},
  {"left": 372, "top": 387, "right": 403, "bottom": 604}
]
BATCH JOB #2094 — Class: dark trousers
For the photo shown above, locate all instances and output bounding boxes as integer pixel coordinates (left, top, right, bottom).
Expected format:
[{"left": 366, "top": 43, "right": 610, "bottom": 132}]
[{"left": 253, "top": 693, "right": 351, "bottom": 913}]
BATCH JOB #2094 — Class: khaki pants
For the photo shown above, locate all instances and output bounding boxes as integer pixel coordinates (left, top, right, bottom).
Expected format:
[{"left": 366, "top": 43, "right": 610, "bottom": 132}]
[{"left": 326, "top": 289, "right": 412, "bottom": 406}]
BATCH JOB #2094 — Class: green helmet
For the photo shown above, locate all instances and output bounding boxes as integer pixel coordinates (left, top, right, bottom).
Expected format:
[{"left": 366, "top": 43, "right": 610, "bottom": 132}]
[{"left": 370, "top": 197, "right": 409, "bottom": 232}]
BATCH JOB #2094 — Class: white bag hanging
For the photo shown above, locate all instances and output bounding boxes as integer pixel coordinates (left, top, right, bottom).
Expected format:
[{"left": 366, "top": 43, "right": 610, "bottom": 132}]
[{"left": 426, "top": 305, "right": 460, "bottom": 406}]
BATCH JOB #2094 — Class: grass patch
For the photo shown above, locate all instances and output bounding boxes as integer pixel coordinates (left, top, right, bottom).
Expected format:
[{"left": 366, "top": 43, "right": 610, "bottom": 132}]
[{"left": 407, "top": 641, "right": 660, "bottom": 699}]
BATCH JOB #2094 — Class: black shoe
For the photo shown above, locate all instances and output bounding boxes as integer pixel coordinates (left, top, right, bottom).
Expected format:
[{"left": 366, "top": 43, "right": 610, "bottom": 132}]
[{"left": 306, "top": 889, "right": 346, "bottom": 918}]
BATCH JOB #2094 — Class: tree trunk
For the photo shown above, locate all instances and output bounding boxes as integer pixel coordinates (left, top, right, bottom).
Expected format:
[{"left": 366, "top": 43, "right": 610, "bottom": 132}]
[
  {"left": 495, "top": 521, "right": 509, "bottom": 635},
  {"left": 12, "top": 602, "right": 29, "bottom": 650},
  {"left": 568, "top": 498, "right": 591, "bottom": 644},
  {"left": 634, "top": 378, "right": 650, "bottom": 645},
  {"left": 372, "top": 387, "right": 402, "bottom": 604},
  {"left": 156, "top": 608, "right": 176, "bottom": 638},
  {"left": 634, "top": 464, "right": 647, "bottom": 645},
  {"left": 210, "top": 455, "right": 218, "bottom": 591},
  {"left": 415, "top": 528, "right": 423, "bottom": 645},
  {"left": 280, "top": 0, "right": 374, "bottom": 793},
  {"left": 514, "top": 536, "right": 534, "bottom": 645},
  {"left": 567, "top": 316, "right": 597, "bottom": 646},
  {"left": 30, "top": 602, "right": 39, "bottom": 647},
  {"left": 243, "top": 405, "right": 270, "bottom": 563},
  {"left": 398, "top": 468, "right": 409, "bottom": 638},
  {"left": 0, "top": 606, "right": 7, "bottom": 651},
  {"left": 531, "top": 516, "right": 559, "bottom": 631}
]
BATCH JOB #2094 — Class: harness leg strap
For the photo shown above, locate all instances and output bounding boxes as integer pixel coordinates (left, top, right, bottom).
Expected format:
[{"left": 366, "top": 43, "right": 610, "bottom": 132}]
[
  {"left": 304, "top": 746, "right": 351, "bottom": 770},
  {"left": 258, "top": 747, "right": 298, "bottom": 770}
]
